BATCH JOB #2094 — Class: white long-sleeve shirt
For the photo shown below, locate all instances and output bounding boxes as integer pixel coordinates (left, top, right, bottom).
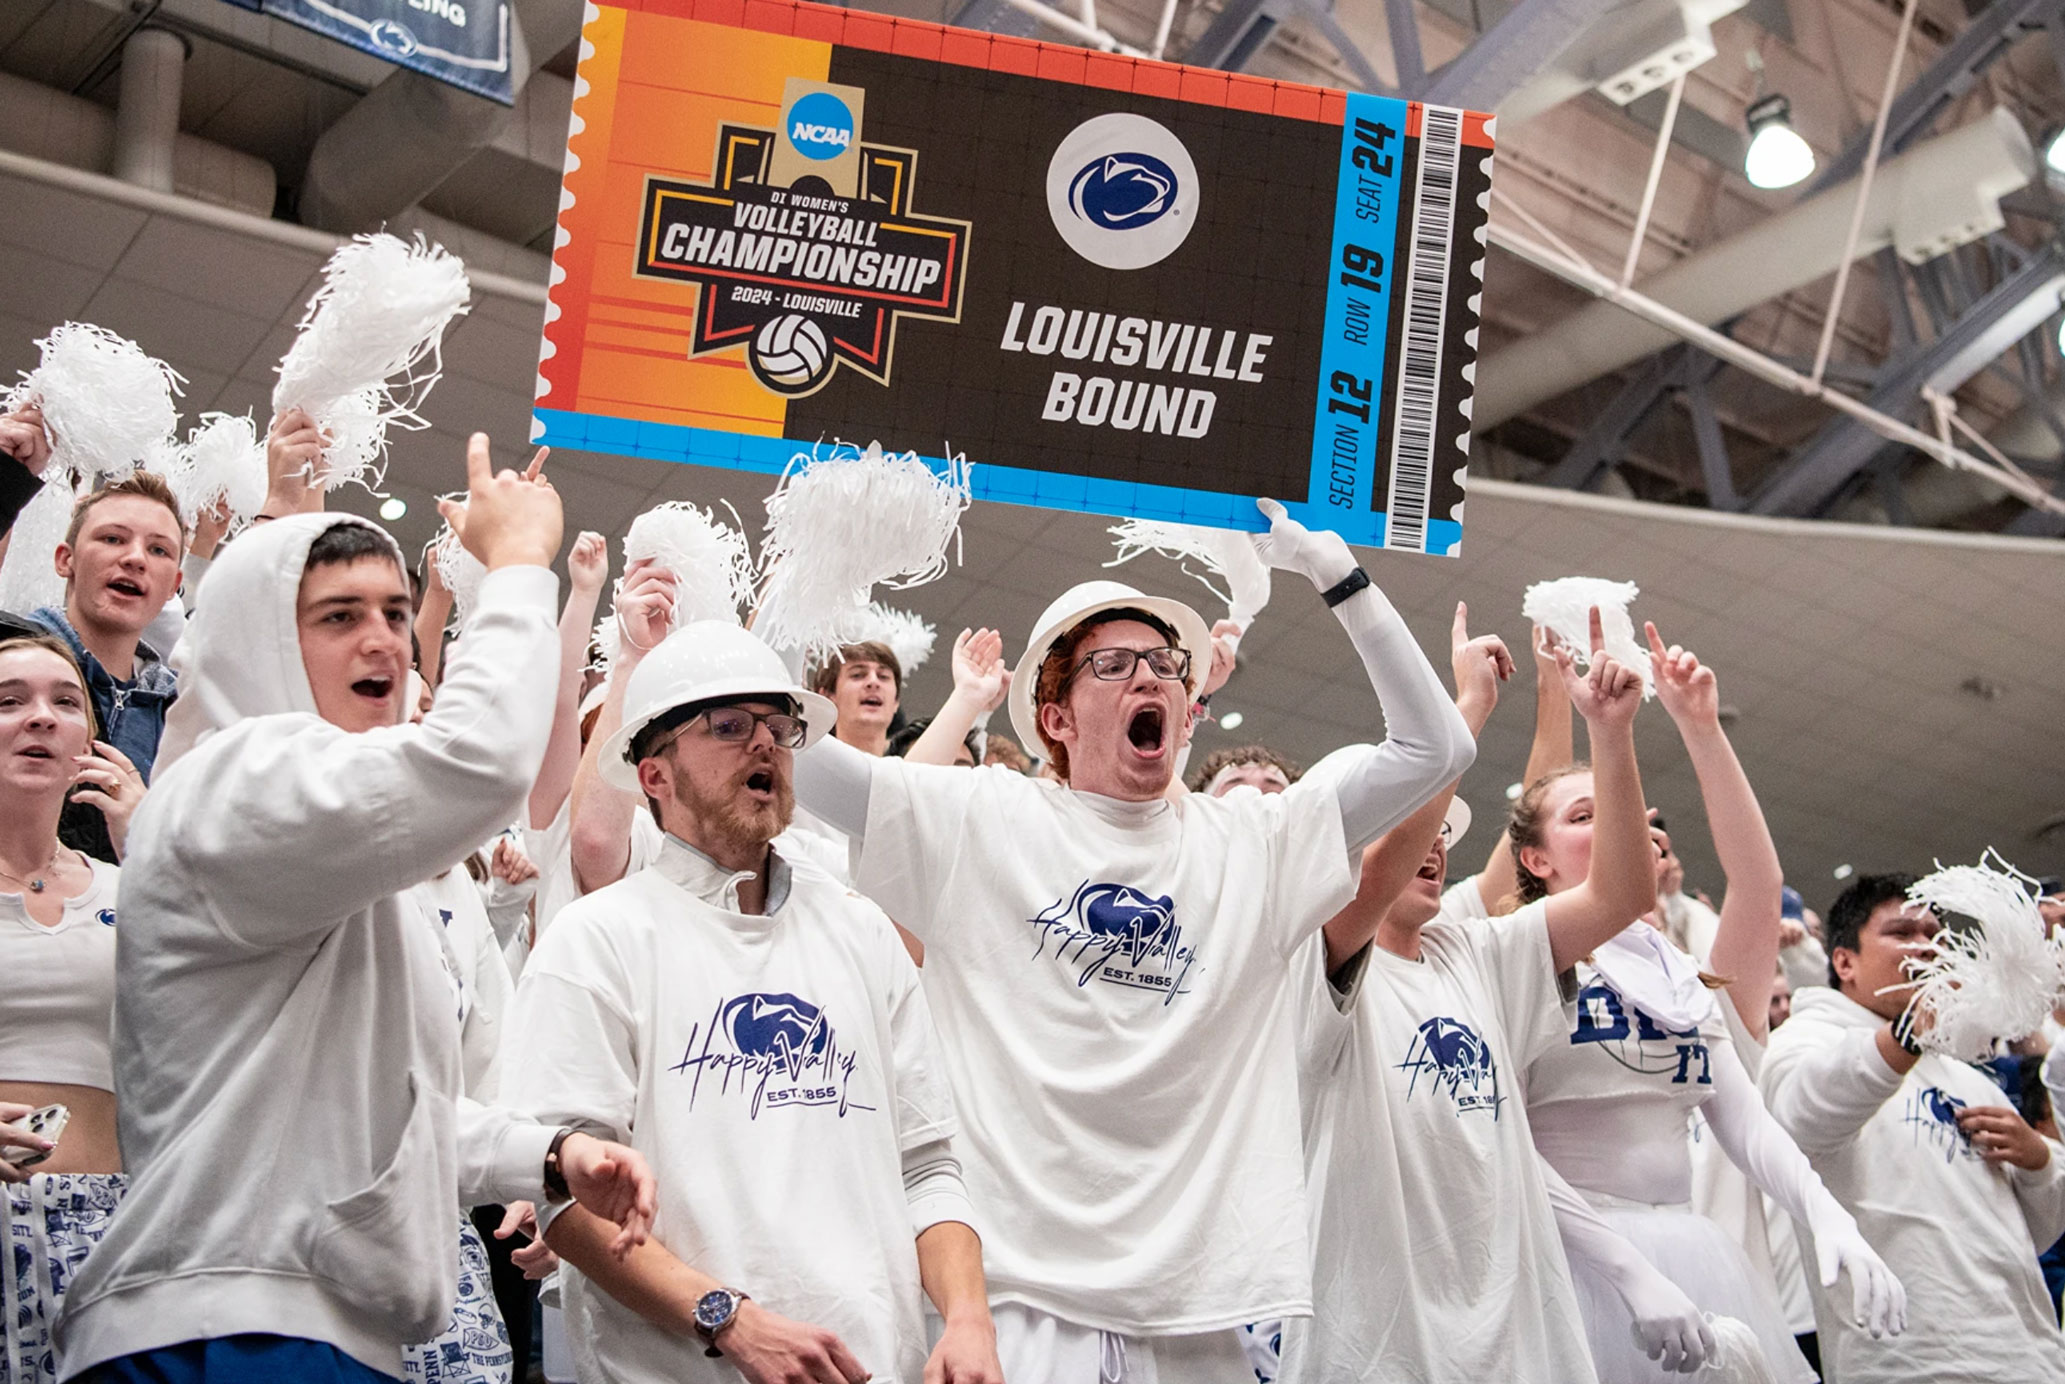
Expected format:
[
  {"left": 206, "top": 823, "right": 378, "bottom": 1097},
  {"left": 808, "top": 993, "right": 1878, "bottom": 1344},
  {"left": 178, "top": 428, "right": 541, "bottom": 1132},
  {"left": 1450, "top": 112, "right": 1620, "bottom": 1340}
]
[
  {"left": 1761, "top": 986, "right": 2065, "bottom": 1382},
  {"left": 506, "top": 832, "right": 970, "bottom": 1384},
  {"left": 54, "top": 517, "right": 563, "bottom": 1381}
]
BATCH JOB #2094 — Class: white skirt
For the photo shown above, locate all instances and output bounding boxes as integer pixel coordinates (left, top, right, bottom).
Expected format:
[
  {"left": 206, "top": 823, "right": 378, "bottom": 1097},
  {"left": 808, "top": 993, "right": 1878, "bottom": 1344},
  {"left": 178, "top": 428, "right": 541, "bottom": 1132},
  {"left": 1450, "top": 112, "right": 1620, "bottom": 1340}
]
[
  {"left": 1565, "top": 1197, "right": 1816, "bottom": 1384},
  {"left": 3, "top": 1172, "right": 128, "bottom": 1384}
]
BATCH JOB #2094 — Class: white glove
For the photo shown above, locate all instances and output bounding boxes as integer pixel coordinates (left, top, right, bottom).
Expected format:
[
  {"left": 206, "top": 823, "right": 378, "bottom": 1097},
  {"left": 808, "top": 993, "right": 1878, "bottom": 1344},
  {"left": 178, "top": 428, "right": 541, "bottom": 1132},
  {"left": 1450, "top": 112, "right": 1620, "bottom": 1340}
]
[
  {"left": 1617, "top": 1263, "right": 1715, "bottom": 1373},
  {"left": 1805, "top": 1197, "right": 1906, "bottom": 1339},
  {"left": 1251, "top": 498, "right": 1356, "bottom": 591}
]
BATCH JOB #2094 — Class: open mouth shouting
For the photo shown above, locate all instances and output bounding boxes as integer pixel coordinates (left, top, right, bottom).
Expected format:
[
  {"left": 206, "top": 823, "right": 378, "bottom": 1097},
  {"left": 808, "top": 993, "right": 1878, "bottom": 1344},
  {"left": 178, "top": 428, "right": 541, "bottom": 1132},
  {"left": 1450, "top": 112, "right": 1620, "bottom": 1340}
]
[
  {"left": 350, "top": 674, "right": 395, "bottom": 706},
  {"left": 1125, "top": 704, "right": 1167, "bottom": 760},
  {"left": 104, "top": 575, "right": 147, "bottom": 602},
  {"left": 742, "top": 765, "right": 778, "bottom": 801}
]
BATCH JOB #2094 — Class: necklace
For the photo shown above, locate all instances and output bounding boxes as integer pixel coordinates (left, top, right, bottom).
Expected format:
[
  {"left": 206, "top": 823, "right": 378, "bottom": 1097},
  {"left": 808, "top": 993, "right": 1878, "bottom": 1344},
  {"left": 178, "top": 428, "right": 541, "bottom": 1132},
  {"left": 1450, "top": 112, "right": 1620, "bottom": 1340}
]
[{"left": 0, "top": 846, "right": 65, "bottom": 894}]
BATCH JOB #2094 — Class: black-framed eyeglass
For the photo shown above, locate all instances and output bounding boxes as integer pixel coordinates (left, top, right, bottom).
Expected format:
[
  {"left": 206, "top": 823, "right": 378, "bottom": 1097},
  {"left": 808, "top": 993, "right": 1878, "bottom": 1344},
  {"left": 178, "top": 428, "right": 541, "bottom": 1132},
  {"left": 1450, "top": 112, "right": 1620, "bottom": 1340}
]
[
  {"left": 1070, "top": 645, "right": 1191, "bottom": 685},
  {"left": 649, "top": 705, "right": 807, "bottom": 757}
]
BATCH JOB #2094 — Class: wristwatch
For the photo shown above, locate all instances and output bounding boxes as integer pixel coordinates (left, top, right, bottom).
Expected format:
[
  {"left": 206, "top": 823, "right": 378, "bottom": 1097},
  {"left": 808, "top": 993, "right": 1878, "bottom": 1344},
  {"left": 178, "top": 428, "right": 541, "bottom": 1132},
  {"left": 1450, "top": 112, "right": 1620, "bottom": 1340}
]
[
  {"left": 543, "top": 1128, "right": 573, "bottom": 1202},
  {"left": 694, "top": 1287, "right": 751, "bottom": 1357}
]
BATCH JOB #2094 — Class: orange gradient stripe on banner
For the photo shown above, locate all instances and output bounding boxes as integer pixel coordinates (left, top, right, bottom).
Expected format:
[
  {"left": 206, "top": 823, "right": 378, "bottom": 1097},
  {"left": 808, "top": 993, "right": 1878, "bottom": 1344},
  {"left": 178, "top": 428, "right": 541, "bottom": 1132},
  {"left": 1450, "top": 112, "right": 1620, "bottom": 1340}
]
[{"left": 542, "top": 10, "right": 830, "bottom": 434}]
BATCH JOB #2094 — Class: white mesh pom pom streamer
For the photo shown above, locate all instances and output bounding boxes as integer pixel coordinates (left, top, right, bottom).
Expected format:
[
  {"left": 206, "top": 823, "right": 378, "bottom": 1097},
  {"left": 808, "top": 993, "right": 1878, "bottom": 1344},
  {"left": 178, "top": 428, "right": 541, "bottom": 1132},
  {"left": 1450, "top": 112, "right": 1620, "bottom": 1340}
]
[
  {"left": 1896, "top": 850, "right": 2065, "bottom": 1062},
  {"left": 431, "top": 511, "right": 487, "bottom": 628},
  {"left": 1698, "top": 1316, "right": 1780, "bottom": 1383},
  {"left": 1521, "top": 576, "right": 1654, "bottom": 697},
  {"left": 16, "top": 323, "right": 183, "bottom": 481},
  {"left": 1105, "top": 518, "right": 1272, "bottom": 627},
  {"left": 753, "top": 441, "right": 970, "bottom": 662},
  {"left": 592, "top": 500, "right": 756, "bottom": 670},
  {"left": 853, "top": 603, "right": 937, "bottom": 675},
  {"left": 0, "top": 474, "right": 77, "bottom": 614},
  {"left": 272, "top": 234, "right": 470, "bottom": 492},
  {"left": 166, "top": 413, "right": 269, "bottom": 527}
]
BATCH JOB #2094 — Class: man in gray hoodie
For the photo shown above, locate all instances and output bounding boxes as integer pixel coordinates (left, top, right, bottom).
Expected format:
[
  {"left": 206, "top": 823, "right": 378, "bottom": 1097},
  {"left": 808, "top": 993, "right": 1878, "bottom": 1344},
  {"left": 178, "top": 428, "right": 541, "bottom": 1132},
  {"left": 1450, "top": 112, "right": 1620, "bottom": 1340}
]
[{"left": 54, "top": 437, "right": 655, "bottom": 1384}]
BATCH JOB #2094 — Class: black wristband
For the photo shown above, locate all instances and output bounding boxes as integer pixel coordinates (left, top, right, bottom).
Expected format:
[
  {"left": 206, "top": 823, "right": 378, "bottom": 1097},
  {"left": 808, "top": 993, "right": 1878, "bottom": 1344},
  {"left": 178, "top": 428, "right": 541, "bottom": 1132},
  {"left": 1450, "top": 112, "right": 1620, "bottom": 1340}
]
[
  {"left": 543, "top": 1127, "right": 573, "bottom": 1201},
  {"left": 1320, "top": 566, "right": 1371, "bottom": 608}
]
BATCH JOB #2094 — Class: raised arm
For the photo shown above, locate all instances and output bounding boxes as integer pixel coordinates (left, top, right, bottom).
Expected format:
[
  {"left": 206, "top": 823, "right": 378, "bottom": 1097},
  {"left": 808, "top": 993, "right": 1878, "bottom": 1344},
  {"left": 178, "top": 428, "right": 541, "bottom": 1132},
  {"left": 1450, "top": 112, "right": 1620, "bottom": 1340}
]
[
  {"left": 905, "top": 626, "right": 1008, "bottom": 767},
  {"left": 1700, "top": 1038, "right": 1906, "bottom": 1339},
  {"left": 0, "top": 402, "right": 52, "bottom": 538},
  {"left": 529, "top": 531, "right": 609, "bottom": 828},
  {"left": 568, "top": 561, "right": 675, "bottom": 893},
  {"left": 255, "top": 406, "right": 328, "bottom": 522},
  {"left": 1476, "top": 625, "right": 1572, "bottom": 911},
  {"left": 1251, "top": 500, "right": 1474, "bottom": 853},
  {"left": 1540, "top": 611, "right": 1656, "bottom": 974},
  {"left": 1322, "top": 603, "right": 1509, "bottom": 970},
  {"left": 412, "top": 538, "right": 454, "bottom": 689},
  {"left": 1646, "top": 621, "right": 1785, "bottom": 1041},
  {"left": 183, "top": 436, "right": 562, "bottom": 937}
]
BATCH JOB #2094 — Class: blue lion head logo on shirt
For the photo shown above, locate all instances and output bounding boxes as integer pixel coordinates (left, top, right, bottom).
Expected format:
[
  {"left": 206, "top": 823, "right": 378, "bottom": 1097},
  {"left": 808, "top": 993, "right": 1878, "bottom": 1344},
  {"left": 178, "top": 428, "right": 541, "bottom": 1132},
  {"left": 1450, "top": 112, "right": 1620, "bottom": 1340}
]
[
  {"left": 1030, "top": 881, "right": 1196, "bottom": 999},
  {"left": 1922, "top": 1086, "right": 1966, "bottom": 1127},
  {"left": 721, "top": 993, "right": 831, "bottom": 1065},
  {"left": 1904, "top": 1084, "right": 1977, "bottom": 1162},
  {"left": 1073, "top": 882, "right": 1177, "bottom": 946},
  {"left": 1397, "top": 1016, "right": 1502, "bottom": 1117}
]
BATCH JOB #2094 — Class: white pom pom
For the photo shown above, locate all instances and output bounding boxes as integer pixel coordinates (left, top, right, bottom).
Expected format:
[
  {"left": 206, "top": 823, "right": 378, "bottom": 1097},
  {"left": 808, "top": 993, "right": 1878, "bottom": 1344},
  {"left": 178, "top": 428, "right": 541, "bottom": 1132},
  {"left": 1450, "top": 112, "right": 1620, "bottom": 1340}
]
[
  {"left": 592, "top": 500, "right": 756, "bottom": 670},
  {"left": 166, "top": 413, "right": 268, "bottom": 527},
  {"left": 852, "top": 602, "right": 937, "bottom": 675},
  {"left": 1699, "top": 1316, "right": 1780, "bottom": 1383},
  {"left": 1105, "top": 518, "right": 1272, "bottom": 626},
  {"left": 0, "top": 473, "right": 77, "bottom": 614},
  {"left": 1521, "top": 576, "right": 1654, "bottom": 697},
  {"left": 431, "top": 515, "right": 487, "bottom": 628},
  {"left": 1897, "top": 850, "right": 2065, "bottom": 1061},
  {"left": 753, "top": 441, "right": 971, "bottom": 662},
  {"left": 17, "top": 323, "right": 183, "bottom": 481},
  {"left": 273, "top": 234, "right": 470, "bottom": 493},
  {"left": 622, "top": 501, "right": 755, "bottom": 625}
]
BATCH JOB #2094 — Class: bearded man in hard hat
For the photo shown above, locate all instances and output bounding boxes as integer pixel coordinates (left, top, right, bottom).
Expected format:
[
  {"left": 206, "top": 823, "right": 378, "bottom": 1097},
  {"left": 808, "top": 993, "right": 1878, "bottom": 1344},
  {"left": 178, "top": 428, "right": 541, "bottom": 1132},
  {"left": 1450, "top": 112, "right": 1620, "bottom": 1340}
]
[
  {"left": 792, "top": 499, "right": 1477, "bottom": 1382},
  {"left": 502, "top": 620, "right": 1003, "bottom": 1384}
]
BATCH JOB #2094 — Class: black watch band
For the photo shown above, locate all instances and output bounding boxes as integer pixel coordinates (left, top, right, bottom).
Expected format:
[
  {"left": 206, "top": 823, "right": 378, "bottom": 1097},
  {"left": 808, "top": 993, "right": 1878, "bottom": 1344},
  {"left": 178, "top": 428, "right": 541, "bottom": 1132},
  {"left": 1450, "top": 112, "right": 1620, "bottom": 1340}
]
[
  {"left": 543, "top": 1127, "right": 573, "bottom": 1202},
  {"left": 1320, "top": 566, "right": 1371, "bottom": 608}
]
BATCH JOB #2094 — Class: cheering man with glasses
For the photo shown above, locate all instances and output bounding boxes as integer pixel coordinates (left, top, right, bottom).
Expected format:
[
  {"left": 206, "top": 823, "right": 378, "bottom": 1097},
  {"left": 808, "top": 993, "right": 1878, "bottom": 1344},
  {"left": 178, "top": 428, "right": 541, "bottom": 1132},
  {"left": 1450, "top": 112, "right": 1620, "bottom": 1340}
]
[
  {"left": 792, "top": 498, "right": 1476, "bottom": 1383},
  {"left": 502, "top": 620, "right": 1004, "bottom": 1384}
]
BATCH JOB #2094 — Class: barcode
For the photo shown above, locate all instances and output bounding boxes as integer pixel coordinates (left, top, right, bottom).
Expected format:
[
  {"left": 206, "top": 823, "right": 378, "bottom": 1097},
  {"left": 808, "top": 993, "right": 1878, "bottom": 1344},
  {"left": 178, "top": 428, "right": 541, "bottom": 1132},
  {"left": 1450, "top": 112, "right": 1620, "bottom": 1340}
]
[{"left": 1383, "top": 104, "right": 1462, "bottom": 552}]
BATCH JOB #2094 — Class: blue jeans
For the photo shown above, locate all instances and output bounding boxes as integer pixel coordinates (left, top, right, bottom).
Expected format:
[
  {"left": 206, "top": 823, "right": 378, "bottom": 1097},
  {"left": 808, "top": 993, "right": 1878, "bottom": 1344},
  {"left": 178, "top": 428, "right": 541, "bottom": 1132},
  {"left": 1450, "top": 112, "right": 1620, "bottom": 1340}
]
[{"left": 82, "top": 1335, "right": 401, "bottom": 1384}]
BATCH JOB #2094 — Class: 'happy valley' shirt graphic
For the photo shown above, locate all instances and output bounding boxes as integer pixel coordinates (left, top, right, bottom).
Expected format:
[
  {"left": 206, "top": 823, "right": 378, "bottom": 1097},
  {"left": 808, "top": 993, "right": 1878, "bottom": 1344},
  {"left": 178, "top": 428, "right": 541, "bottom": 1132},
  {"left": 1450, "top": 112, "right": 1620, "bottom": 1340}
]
[
  {"left": 1903, "top": 1084, "right": 1979, "bottom": 1163},
  {"left": 1396, "top": 1016, "right": 1503, "bottom": 1118},
  {"left": 1031, "top": 881, "right": 1200, "bottom": 1002},
  {"left": 669, "top": 991, "right": 878, "bottom": 1118}
]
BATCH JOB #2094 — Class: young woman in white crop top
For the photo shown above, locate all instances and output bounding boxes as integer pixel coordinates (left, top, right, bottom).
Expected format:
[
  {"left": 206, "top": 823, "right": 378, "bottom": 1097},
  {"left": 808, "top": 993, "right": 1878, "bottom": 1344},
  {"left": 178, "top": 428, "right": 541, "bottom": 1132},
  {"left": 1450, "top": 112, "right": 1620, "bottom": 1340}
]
[
  {"left": 1509, "top": 629, "right": 1906, "bottom": 1383},
  {"left": 0, "top": 635, "right": 129, "bottom": 1384}
]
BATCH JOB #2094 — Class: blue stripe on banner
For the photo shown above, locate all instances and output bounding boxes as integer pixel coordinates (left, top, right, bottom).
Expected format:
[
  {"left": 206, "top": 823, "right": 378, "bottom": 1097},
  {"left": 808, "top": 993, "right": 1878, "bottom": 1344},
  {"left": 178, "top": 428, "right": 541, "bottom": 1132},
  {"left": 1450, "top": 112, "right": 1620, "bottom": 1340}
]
[
  {"left": 534, "top": 408, "right": 1463, "bottom": 552},
  {"left": 1306, "top": 91, "right": 1409, "bottom": 546}
]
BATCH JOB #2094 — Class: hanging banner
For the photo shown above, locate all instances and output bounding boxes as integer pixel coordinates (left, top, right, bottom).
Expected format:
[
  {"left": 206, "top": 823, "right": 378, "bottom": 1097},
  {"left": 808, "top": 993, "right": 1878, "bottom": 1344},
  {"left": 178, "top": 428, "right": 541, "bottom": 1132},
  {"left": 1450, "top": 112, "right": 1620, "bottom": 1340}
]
[
  {"left": 534, "top": 0, "right": 1493, "bottom": 553},
  {"left": 227, "top": 0, "right": 516, "bottom": 104}
]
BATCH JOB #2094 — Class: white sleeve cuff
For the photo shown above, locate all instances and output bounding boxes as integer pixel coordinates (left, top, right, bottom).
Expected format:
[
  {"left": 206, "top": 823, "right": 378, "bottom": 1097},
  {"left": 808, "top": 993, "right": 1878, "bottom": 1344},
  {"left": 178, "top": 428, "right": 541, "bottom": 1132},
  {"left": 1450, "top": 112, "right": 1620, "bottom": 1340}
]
[
  {"left": 487, "top": 1119, "right": 561, "bottom": 1206},
  {"left": 476, "top": 563, "right": 560, "bottom": 617}
]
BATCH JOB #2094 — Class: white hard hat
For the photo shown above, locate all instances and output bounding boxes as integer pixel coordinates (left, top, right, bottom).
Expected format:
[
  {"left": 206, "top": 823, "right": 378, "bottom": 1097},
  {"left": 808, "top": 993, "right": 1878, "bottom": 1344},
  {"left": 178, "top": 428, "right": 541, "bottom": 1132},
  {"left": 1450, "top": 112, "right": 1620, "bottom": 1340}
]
[
  {"left": 1007, "top": 579, "right": 1212, "bottom": 754},
  {"left": 597, "top": 621, "right": 837, "bottom": 791},
  {"left": 1441, "top": 796, "right": 1472, "bottom": 849}
]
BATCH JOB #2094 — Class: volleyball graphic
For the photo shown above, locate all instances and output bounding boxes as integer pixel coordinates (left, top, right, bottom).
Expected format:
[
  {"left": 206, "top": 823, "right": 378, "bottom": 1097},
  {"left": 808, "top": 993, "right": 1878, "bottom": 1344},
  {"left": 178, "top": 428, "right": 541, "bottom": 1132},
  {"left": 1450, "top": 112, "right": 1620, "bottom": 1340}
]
[{"left": 751, "top": 314, "right": 831, "bottom": 391}]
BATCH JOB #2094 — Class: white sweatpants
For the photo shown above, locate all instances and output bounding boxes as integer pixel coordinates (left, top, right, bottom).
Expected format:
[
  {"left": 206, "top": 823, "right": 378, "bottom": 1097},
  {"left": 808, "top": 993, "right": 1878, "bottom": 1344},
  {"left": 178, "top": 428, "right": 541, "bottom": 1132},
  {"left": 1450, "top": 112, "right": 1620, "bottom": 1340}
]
[{"left": 992, "top": 1303, "right": 1256, "bottom": 1384}]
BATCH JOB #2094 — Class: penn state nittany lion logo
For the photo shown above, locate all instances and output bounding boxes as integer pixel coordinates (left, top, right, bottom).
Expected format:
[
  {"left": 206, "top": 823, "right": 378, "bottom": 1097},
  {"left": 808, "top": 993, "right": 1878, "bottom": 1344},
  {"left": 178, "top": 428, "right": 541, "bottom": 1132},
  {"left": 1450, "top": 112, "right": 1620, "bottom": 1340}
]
[
  {"left": 1903, "top": 1084, "right": 1977, "bottom": 1163},
  {"left": 1031, "top": 881, "right": 1199, "bottom": 1003},
  {"left": 1069, "top": 154, "right": 1179, "bottom": 230},
  {"left": 1396, "top": 1016, "right": 1502, "bottom": 1118},
  {"left": 670, "top": 991, "right": 875, "bottom": 1119}
]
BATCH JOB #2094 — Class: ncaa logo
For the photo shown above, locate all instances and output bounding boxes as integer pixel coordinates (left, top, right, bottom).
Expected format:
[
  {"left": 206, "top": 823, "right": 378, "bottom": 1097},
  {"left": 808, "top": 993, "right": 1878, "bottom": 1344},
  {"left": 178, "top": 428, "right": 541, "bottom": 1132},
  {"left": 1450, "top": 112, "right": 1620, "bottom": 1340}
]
[
  {"left": 1046, "top": 113, "right": 1199, "bottom": 270},
  {"left": 788, "top": 92, "right": 854, "bottom": 161}
]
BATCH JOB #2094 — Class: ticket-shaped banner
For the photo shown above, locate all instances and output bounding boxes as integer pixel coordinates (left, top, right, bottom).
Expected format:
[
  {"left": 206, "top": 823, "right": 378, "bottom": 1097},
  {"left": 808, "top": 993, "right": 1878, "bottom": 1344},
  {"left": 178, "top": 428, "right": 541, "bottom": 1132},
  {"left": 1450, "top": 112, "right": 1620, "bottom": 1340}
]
[{"left": 535, "top": 0, "right": 1493, "bottom": 554}]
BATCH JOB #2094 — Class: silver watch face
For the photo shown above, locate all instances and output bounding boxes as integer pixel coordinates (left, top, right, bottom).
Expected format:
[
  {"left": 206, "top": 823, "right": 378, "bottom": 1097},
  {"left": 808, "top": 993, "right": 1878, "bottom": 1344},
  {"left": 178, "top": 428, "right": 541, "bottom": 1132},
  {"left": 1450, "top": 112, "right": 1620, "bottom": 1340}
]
[{"left": 695, "top": 1288, "right": 737, "bottom": 1333}]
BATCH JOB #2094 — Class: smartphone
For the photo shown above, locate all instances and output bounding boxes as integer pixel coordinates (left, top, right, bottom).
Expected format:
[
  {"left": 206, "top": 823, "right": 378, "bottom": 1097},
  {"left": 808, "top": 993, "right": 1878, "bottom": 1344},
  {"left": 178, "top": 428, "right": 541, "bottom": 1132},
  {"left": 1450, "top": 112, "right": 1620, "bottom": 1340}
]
[{"left": 6, "top": 1103, "right": 68, "bottom": 1168}]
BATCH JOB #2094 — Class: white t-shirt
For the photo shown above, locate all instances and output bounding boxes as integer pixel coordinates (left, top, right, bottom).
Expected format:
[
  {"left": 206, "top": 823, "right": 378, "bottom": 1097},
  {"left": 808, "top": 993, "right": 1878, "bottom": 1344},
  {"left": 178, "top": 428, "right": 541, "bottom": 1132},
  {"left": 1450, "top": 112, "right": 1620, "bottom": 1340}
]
[
  {"left": 1280, "top": 902, "right": 1597, "bottom": 1384},
  {"left": 0, "top": 858, "right": 121, "bottom": 1090},
  {"left": 504, "top": 836, "right": 965, "bottom": 1384},
  {"left": 415, "top": 867, "right": 514, "bottom": 1103},
  {"left": 854, "top": 759, "right": 1357, "bottom": 1333},
  {"left": 1438, "top": 875, "right": 1490, "bottom": 926},
  {"left": 525, "top": 798, "right": 579, "bottom": 945},
  {"left": 1525, "top": 955, "right": 1732, "bottom": 1206}
]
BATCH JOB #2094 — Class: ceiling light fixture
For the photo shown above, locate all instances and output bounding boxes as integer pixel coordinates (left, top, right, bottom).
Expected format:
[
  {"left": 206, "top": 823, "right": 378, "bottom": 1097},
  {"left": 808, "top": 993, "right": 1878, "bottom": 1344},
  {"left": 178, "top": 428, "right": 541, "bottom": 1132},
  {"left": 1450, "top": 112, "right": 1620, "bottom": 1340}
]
[
  {"left": 379, "top": 497, "right": 408, "bottom": 521},
  {"left": 1833, "top": 863, "right": 1855, "bottom": 881},
  {"left": 1744, "top": 94, "right": 1815, "bottom": 190},
  {"left": 1217, "top": 710, "right": 1244, "bottom": 731},
  {"left": 2046, "top": 125, "right": 2065, "bottom": 179},
  {"left": 1505, "top": 782, "right": 1524, "bottom": 801}
]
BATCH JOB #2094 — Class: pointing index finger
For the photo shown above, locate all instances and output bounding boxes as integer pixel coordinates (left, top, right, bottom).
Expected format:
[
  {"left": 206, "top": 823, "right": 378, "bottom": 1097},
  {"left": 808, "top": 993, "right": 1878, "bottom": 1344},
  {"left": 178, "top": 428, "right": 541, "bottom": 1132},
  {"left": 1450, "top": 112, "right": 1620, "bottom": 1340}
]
[
  {"left": 1451, "top": 601, "right": 1469, "bottom": 648},
  {"left": 1588, "top": 605, "right": 1606, "bottom": 658},
  {"left": 466, "top": 433, "right": 493, "bottom": 491}
]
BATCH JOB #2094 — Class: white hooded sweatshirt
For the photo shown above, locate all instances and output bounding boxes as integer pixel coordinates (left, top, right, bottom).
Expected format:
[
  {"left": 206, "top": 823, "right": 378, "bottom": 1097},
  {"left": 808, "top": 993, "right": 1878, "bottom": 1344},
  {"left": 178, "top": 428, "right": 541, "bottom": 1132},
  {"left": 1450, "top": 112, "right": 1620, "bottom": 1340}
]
[
  {"left": 1760, "top": 985, "right": 2065, "bottom": 1382},
  {"left": 54, "top": 514, "right": 565, "bottom": 1380}
]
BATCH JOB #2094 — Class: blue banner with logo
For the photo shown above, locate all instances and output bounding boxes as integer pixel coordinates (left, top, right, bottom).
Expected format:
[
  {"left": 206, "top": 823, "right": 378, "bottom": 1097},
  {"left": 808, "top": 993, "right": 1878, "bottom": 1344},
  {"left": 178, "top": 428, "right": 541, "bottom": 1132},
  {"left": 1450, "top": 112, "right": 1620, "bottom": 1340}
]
[{"left": 237, "top": 0, "right": 515, "bottom": 104}]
